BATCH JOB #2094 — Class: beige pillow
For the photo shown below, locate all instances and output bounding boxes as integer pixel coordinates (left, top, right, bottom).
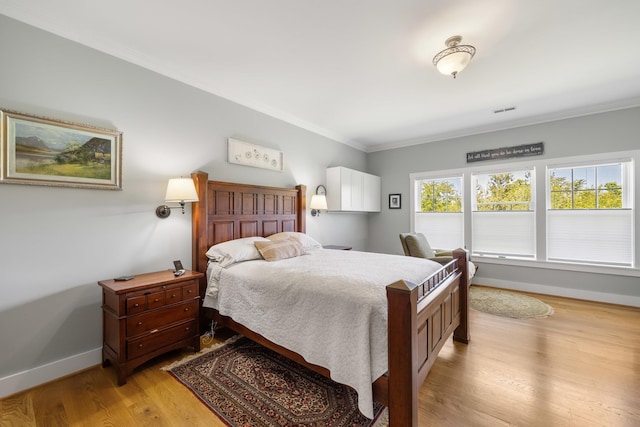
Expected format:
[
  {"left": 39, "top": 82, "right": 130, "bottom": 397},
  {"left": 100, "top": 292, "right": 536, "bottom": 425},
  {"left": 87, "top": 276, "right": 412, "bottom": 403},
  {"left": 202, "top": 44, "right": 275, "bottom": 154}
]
[
  {"left": 267, "top": 232, "right": 322, "bottom": 251},
  {"left": 254, "top": 239, "right": 304, "bottom": 261}
]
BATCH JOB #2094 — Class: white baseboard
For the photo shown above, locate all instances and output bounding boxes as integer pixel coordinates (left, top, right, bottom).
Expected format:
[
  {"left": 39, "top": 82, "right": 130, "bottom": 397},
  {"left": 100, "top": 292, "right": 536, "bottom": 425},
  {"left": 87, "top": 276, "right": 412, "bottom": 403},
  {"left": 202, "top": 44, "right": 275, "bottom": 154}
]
[
  {"left": 474, "top": 277, "right": 640, "bottom": 307},
  {"left": 0, "top": 347, "right": 102, "bottom": 399}
]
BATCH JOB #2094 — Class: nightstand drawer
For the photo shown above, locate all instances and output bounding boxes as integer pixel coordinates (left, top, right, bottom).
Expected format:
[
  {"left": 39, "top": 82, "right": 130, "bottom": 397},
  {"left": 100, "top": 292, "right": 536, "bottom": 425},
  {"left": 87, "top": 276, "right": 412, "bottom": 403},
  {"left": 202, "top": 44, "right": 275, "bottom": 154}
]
[
  {"left": 126, "top": 281, "right": 197, "bottom": 314},
  {"left": 182, "top": 282, "right": 198, "bottom": 300},
  {"left": 146, "top": 291, "right": 165, "bottom": 310},
  {"left": 127, "top": 319, "right": 197, "bottom": 360},
  {"left": 126, "top": 300, "right": 198, "bottom": 338},
  {"left": 126, "top": 296, "right": 147, "bottom": 314},
  {"left": 164, "top": 287, "right": 182, "bottom": 304}
]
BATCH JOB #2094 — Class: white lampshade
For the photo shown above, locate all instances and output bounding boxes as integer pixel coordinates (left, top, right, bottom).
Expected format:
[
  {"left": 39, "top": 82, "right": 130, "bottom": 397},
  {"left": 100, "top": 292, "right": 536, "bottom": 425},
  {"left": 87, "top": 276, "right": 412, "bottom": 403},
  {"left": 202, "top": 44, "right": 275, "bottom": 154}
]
[
  {"left": 165, "top": 178, "right": 199, "bottom": 202},
  {"left": 310, "top": 194, "right": 328, "bottom": 210}
]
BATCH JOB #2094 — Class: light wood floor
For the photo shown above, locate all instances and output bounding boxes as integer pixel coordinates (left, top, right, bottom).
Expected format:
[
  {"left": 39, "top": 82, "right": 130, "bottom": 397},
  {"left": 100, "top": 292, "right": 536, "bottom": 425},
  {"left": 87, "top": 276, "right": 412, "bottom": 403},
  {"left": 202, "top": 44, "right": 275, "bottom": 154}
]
[{"left": 1, "top": 289, "right": 639, "bottom": 426}]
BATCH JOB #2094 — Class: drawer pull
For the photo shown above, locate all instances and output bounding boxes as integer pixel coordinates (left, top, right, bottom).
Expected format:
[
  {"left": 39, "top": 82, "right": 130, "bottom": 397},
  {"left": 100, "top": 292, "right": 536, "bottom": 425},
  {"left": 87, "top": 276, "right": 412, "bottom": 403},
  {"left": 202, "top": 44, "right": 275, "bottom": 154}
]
[
  {"left": 171, "top": 294, "right": 177, "bottom": 298},
  {"left": 187, "top": 290, "right": 192, "bottom": 294},
  {"left": 185, "top": 327, "right": 190, "bottom": 331},
  {"left": 153, "top": 298, "right": 159, "bottom": 302},
  {"left": 138, "top": 344, "right": 143, "bottom": 348},
  {"left": 184, "top": 308, "right": 189, "bottom": 312},
  {"left": 133, "top": 303, "right": 139, "bottom": 308}
]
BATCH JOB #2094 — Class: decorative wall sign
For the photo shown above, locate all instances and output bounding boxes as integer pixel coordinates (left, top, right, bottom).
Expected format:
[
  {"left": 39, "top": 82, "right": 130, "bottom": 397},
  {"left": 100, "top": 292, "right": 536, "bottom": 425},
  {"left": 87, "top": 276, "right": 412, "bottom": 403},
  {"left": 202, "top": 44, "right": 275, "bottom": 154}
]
[
  {"left": 466, "top": 142, "right": 544, "bottom": 163},
  {"left": 0, "top": 109, "right": 122, "bottom": 190},
  {"left": 227, "top": 138, "right": 284, "bottom": 172}
]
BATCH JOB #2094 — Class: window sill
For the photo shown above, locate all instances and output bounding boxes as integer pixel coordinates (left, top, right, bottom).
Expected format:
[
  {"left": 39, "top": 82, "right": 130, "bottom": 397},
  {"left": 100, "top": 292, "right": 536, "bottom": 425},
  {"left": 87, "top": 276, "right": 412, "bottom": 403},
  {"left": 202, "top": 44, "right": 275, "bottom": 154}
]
[{"left": 471, "top": 255, "right": 640, "bottom": 277}]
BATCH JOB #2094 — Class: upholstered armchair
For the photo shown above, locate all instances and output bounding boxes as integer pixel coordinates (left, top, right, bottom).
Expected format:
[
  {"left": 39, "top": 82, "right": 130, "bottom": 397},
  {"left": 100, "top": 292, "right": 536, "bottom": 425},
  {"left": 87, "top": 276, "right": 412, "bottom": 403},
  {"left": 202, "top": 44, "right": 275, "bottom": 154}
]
[
  {"left": 399, "top": 232, "right": 454, "bottom": 265},
  {"left": 399, "top": 232, "right": 476, "bottom": 278}
]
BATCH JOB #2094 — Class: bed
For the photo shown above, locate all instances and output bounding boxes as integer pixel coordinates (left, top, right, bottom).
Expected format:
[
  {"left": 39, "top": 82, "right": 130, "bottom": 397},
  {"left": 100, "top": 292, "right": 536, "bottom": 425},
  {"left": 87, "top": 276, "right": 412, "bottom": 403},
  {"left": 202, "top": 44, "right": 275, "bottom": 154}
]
[{"left": 190, "top": 171, "right": 470, "bottom": 427}]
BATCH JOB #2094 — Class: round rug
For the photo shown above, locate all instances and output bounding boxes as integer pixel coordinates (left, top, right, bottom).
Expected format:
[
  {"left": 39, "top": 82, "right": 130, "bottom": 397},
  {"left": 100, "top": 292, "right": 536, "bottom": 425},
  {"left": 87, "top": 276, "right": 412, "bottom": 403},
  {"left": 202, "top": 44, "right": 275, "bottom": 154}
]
[{"left": 470, "top": 286, "right": 554, "bottom": 318}]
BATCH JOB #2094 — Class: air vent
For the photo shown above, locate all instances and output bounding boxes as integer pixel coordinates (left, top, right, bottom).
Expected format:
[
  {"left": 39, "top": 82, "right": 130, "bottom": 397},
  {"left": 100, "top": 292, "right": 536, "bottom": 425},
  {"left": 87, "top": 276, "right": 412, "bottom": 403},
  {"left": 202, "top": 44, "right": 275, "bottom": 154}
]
[{"left": 494, "top": 106, "right": 517, "bottom": 114}]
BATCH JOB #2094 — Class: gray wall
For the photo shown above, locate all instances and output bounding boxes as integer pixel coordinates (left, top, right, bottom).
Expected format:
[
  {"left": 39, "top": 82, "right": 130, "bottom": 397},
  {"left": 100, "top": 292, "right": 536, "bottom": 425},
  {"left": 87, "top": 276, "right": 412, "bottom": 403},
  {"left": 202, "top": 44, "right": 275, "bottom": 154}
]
[
  {"left": 0, "top": 15, "right": 367, "bottom": 389},
  {"left": 367, "top": 107, "right": 640, "bottom": 304}
]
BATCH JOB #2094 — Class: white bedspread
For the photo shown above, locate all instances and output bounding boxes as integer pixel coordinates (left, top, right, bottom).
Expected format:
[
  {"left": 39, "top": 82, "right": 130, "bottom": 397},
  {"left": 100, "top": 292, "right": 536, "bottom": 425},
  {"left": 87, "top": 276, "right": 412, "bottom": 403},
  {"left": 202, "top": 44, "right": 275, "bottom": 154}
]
[{"left": 203, "top": 249, "right": 441, "bottom": 418}]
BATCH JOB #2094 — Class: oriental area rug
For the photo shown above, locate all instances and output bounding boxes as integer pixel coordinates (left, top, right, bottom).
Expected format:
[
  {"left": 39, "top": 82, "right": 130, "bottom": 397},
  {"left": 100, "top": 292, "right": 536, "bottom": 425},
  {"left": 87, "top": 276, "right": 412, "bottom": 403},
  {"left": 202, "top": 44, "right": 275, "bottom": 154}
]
[
  {"left": 470, "top": 285, "right": 554, "bottom": 319},
  {"left": 163, "top": 336, "right": 387, "bottom": 427}
]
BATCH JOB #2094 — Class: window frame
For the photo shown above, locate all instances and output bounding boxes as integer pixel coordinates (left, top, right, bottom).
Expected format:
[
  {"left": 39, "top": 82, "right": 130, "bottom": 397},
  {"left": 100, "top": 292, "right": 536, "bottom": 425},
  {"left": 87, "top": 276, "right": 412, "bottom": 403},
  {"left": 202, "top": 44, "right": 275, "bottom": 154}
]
[
  {"left": 545, "top": 158, "right": 634, "bottom": 267},
  {"left": 412, "top": 175, "right": 465, "bottom": 250},
  {"left": 471, "top": 167, "right": 536, "bottom": 258}
]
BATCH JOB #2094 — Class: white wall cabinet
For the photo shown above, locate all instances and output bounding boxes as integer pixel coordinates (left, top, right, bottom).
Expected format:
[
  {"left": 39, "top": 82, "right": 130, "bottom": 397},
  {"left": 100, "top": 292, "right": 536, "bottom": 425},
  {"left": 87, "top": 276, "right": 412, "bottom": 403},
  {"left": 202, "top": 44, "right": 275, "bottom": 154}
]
[{"left": 326, "top": 166, "right": 380, "bottom": 212}]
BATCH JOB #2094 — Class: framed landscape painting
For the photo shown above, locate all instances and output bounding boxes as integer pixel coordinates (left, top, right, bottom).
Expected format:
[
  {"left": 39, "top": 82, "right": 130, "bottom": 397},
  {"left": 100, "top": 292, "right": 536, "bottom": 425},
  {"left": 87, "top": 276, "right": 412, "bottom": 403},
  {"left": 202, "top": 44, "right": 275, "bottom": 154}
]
[{"left": 0, "top": 110, "right": 122, "bottom": 190}]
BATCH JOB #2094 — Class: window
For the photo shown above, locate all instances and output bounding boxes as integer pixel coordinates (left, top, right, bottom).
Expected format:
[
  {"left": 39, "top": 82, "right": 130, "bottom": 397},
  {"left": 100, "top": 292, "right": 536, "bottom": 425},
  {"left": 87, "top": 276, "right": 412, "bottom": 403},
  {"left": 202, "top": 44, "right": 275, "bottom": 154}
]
[
  {"left": 471, "top": 169, "right": 535, "bottom": 258},
  {"left": 414, "top": 176, "right": 463, "bottom": 249},
  {"left": 411, "top": 151, "right": 637, "bottom": 272},
  {"left": 547, "top": 161, "right": 633, "bottom": 266}
]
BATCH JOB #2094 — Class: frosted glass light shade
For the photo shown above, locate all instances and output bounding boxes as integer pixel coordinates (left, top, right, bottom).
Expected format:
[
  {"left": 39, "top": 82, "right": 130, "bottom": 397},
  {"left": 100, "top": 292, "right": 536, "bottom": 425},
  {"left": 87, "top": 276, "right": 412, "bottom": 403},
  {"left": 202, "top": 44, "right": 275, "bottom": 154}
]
[
  {"left": 435, "top": 50, "right": 473, "bottom": 76},
  {"left": 165, "top": 178, "right": 199, "bottom": 202}
]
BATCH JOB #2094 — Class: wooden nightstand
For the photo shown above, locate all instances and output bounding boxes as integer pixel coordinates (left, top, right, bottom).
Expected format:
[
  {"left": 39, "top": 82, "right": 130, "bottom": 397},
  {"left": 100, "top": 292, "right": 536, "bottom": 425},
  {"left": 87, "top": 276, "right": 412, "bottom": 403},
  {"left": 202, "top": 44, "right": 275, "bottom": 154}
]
[
  {"left": 323, "top": 245, "right": 352, "bottom": 250},
  {"left": 98, "top": 270, "right": 204, "bottom": 385}
]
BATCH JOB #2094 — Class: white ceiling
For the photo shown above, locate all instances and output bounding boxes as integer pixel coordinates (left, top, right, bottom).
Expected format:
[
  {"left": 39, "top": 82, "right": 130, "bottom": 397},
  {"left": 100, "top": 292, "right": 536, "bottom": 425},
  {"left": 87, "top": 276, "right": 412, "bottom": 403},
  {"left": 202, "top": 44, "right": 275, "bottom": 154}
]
[{"left": 2, "top": 0, "right": 640, "bottom": 152}]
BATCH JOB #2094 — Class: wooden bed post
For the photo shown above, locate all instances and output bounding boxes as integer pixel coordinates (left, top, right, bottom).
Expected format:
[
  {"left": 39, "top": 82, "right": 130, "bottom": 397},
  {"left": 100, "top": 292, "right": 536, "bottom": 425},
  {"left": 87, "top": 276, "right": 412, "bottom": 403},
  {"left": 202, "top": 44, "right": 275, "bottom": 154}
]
[
  {"left": 386, "top": 280, "right": 419, "bottom": 427},
  {"left": 452, "top": 249, "right": 470, "bottom": 344},
  {"left": 191, "top": 171, "right": 209, "bottom": 297},
  {"left": 295, "top": 184, "right": 306, "bottom": 233}
]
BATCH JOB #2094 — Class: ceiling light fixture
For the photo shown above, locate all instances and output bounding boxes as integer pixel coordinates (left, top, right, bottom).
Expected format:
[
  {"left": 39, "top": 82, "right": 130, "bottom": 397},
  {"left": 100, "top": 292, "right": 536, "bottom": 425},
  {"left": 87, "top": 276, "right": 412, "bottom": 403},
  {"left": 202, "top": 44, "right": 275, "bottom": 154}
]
[{"left": 433, "top": 35, "right": 476, "bottom": 79}]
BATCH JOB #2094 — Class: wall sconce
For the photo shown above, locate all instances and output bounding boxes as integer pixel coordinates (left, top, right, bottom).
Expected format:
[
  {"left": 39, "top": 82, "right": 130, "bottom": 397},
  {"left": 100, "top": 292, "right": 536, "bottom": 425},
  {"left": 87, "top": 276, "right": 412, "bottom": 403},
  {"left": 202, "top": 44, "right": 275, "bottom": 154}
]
[
  {"left": 310, "top": 185, "right": 327, "bottom": 217},
  {"left": 155, "top": 177, "right": 199, "bottom": 218}
]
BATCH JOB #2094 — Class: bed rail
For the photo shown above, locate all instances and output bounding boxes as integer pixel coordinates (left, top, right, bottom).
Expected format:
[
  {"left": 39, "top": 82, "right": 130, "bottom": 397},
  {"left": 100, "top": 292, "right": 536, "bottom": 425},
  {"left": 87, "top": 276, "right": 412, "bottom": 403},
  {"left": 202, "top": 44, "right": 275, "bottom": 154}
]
[{"left": 417, "top": 257, "right": 458, "bottom": 298}]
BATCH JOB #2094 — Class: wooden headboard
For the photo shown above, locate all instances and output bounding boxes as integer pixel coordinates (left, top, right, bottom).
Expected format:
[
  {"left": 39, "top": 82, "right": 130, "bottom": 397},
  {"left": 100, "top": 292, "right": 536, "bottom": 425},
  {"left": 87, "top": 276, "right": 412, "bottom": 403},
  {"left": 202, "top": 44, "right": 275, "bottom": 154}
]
[{"left": 190, "top": 171, "right": 306, "bottom": 276}]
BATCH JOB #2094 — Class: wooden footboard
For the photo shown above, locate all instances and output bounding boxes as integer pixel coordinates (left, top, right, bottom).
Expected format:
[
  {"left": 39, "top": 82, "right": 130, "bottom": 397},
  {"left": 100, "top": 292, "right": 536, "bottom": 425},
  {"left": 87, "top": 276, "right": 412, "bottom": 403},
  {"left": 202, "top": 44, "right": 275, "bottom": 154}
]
[
  {"left": 190, "top": 171, "right": 470, "bottom": 426},
  {"left": 386, "top": 249, "right": 469, "bottom": 427}
]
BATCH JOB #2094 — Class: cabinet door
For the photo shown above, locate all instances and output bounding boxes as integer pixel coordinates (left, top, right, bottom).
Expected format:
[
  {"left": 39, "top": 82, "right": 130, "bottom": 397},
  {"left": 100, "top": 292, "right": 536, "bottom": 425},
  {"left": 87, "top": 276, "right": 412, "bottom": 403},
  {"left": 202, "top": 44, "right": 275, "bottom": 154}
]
[
  {"left": 327, "top": 166, "right": 354, "bottom": 211},
  {"left": 350, "top": 170, "right": 364, "bottom": 211},
  {"left": 340, "top": 167, "right": 353, "bottom": 210},
  {"left": 363, "top": 173, "right": 381, "bottom": 212}
]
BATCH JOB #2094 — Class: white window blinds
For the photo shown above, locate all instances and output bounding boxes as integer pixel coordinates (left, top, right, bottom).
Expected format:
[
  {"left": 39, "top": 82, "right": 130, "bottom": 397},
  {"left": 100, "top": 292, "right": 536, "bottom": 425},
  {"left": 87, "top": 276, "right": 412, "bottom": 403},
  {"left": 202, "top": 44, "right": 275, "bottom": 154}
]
[{"left": 547, "top": 210, "right": 633, "bottom": 266}]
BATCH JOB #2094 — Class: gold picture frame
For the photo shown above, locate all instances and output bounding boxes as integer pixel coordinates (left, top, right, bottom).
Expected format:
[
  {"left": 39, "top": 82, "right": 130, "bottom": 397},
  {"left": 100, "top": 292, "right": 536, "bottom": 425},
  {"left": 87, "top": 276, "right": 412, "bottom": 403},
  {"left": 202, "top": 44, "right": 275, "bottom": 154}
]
[{"left": 0, "top": 109, "right": 122, "bottom": 190}]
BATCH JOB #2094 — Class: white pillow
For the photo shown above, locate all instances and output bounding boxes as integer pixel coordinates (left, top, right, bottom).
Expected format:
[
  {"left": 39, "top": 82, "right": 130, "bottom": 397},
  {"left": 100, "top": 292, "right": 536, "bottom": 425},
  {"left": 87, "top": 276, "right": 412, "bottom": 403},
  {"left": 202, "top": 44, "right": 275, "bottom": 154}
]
[
  {"left": 205, "top": 236, "right": 269, "bottom": 267},
  {"left": 267, "top": 232, "right": 322, "bottom": 251}
]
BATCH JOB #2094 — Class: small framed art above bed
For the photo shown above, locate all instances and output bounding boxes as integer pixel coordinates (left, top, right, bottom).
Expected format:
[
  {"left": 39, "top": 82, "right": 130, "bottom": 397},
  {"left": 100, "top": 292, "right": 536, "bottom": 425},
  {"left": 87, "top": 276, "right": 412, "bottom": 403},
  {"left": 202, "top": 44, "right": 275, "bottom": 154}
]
[{"left": 190, "top": 171, "right": 470, "bottom": 427}]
